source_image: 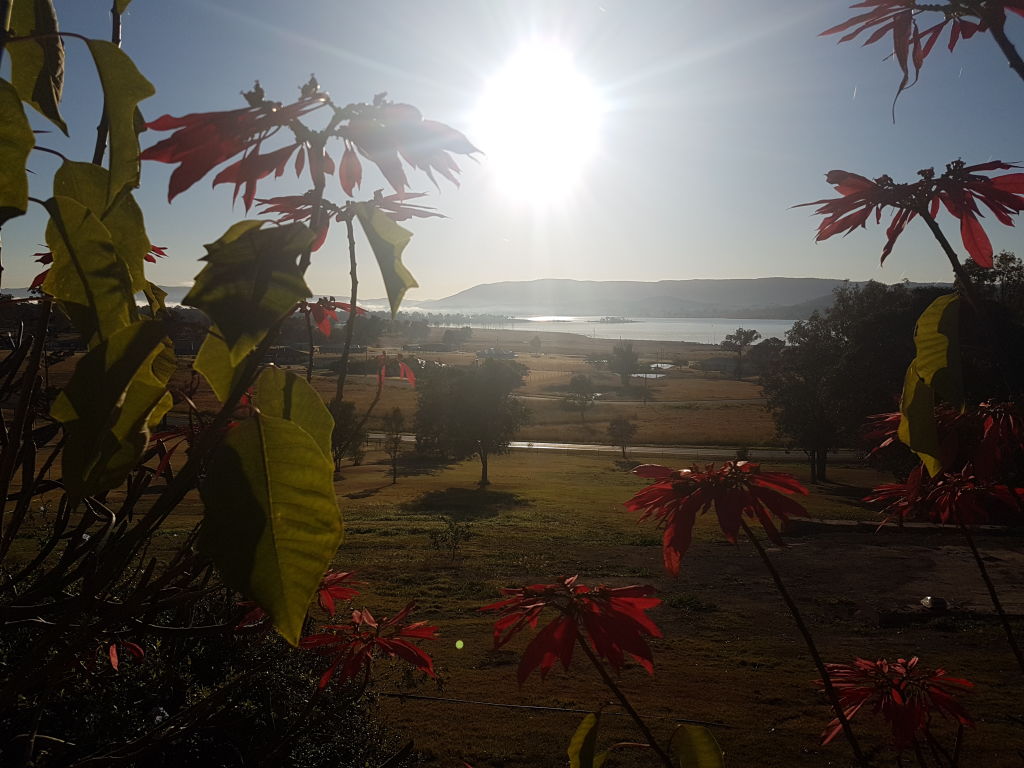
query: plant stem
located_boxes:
[956,517,1024,673]
[575,636,674,768]
[333,214,359,404]
[304,304,314,382]
[739,519,868,767]
[90,2,122,166]
[0,0,13,66]
[988,15,1024,85]
[918,211,981,310]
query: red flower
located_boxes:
[145,245,169,263]
[141,93,325,205]
[821,656,973,749]
[624,462,809,575]
[480,576,662,684]
[823,2,1024,97]
[30,251,52,291]
[377,353,416,388]
[799,160,1024,267]
[341,97,479,196]
[300,602,438,689]
[866,467,1020,525]
[292,297,368,337]
[236,570,363,630]
[106,640,144,671]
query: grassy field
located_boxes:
[164,448,1020,768]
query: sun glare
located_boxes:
[473,42,605,203]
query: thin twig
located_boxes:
[740,519,869,766]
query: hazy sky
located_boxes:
[5,1,1024,301]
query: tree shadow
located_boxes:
[374,454,454,479]
[344,485,387,500]
[403,487,529,521]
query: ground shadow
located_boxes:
[402,487,529,521]
[373,455,455,479]
[344,485,387,500]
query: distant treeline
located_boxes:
[399,311,515,328]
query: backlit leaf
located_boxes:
[115,0,133,12]
[199,413,342,645]
[355,202,417,316]
[143,281,167,315]
[53,160,151,291]
[670,724,725,768]
[43,195,136,346]
[193,326,248,403]
[0,79,34,225]
[567,713,608,768]
[7,0,66,134]
[85,39,155,198]
[897,293,962,476]
[51,320,175,497]
[183,221,313,365]
[254,367,333,461]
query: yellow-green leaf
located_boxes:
[54,160,151,292]
[7,0,66,134]
[115,0,133,13]
[254,367,333,461]
[0,79,34,226]
[909,292,962,408]
[51,320,175,497]
[85,39,155,199]
[355,202,417,317]
[670,724,725,768]
[43,195,136,346]
[183,221,313,365]
[143,281,167,315]
[567,713,608,768]
[898,363,943,477]
[193,326,248,403]
[199,413,342,645]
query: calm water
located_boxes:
[492,316,794,344]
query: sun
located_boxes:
[473,42,605,203]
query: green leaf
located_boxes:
[254,367,332,461]
[53,161,151,292]
[897,293,962,476]
[43,195,136,346]
[115,0,133,12]
[908,293,962,407]
[183,221,313,365]
[199,413,342,645]
[193,327,248,403]
[670,724,725,768]
[0,79,34,226]
[355,202,417,316]
[7,0,66,134]
[143,281,167,315]
[567,713,608,768]
[84,39,155,199]
[51,320,175,497]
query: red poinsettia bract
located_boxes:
[293,297,368,337]
[141,96,325,207]
[480,576,662,684]
[236,570,363,630]
[300,602,438,689]
[821,656,973,750]
[624,462,809,575]
[865,467,1021,526]
[799,160,1024,268]
[823,1,1024,97]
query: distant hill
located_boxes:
[414,277,945,319]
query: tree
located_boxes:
[414,359,530,485]
[529,335,542,354]
[761,282,945,481]
[565,373,596,421]
[745,337,785,377]
[382,407,405,483]
[608,342,639,388]
[720,327,761,379]
[607,415,637,459]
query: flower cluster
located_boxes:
[866,465,1021,525]
[624,462,809,575]
[300,602,438,689]
[480,576,662,684]
[821,656,973,749]
[799,161,1024,268]
[823,1,1024,96]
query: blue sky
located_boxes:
[5,1,1024,300]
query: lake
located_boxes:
[471,316,795,344]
